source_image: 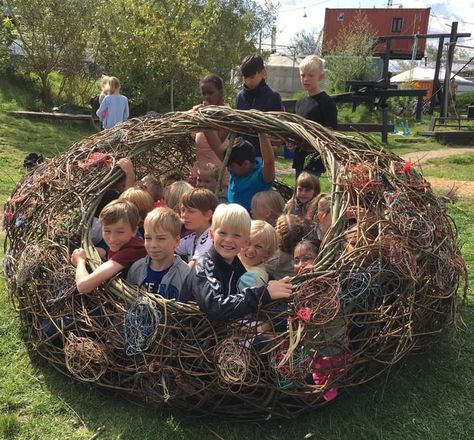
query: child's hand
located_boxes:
[71,248,87,267]
[193,103,205,111]
[117,158,134,176]
[267,276,292,300]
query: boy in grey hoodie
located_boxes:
[127,207,190,299]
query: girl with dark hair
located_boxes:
[192,74,230,194]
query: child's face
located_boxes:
[102,219,136,252]
[181,206,212,232]
[201,82,223,106]
[243,70,265,90]
[251,199,270,221]
[144,227,180,263]
[240,234,268,267]
[227,160,252,177]
[211,227,249,264]
[196,171,217,192]
[140,180,162,202]
[296,185,315,204]
[300,70,324,94]
[293,243,317,274]
[317,211,332,236]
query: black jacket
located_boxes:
[180,248,272,321]
[236,79,282,156]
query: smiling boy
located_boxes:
[176,188,218,268]
[126,207,190,299]
[180,204,292,321]
[71,200,147,294]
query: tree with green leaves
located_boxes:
[0,16,15,72]
[324,11,377,93]
[94,0,275,112]
[5,0,100,105]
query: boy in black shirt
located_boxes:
[293,55,337,177]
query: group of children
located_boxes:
[73,53,338,323]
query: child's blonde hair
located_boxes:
[251,191,285,225]
[287,171,321,215]
[212,203,251,237]
[100,75,111,90]
[318,194,332,216]
[306,192,331,222]
[119,187,154,222]
[299,55,325,74]
[275,214,308,254]
[165,181,193,212]
[106,76,121,94]
[181,188,218,214]
[250,220,278,258]
[99,199,139,229]
[144,207,181,237]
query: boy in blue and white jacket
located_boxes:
[127,207,190,300]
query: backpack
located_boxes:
[23,153,44,169]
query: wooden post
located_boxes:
[170,78,174,112]
[429,36,444,115]
[441,22,458,119]
[381,39,391,143]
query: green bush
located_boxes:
[456,91,474,112]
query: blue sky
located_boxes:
[257,0,474,50]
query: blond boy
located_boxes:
[127,207,190,299]
[293,55,337,177]
[71,200,146,294]
[180,204,292,321]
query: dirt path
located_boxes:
[399,147,474,197]
[424,177,474,198]
[401,147,473,164]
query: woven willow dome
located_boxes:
[3,107,467,420]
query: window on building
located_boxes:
[392,17,403,33]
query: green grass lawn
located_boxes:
[1,80,474,439]
[422,153,474,182]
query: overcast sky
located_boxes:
[256,0,474,51]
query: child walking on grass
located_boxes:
[180,204,292,321]
[96,76,129,130]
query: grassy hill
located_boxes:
[0,76,473,439]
